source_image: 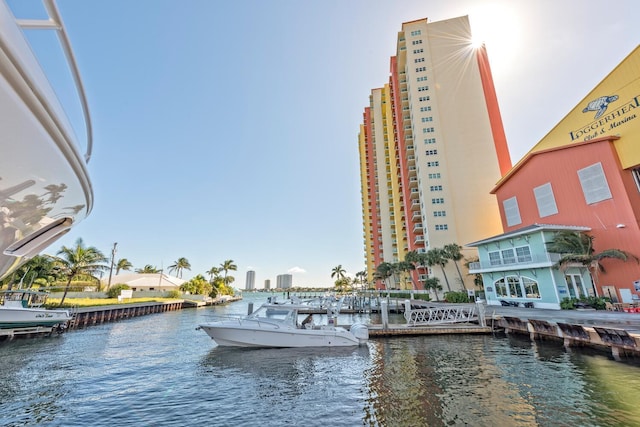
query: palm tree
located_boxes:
[425,248,451,292]
[115,258,133,275]
[396,261,415,290]
[443,243,465,287]
[135,265,160,274]
[464,257,484,290]
[546,230,638,293]
[424,277,443,301]
[404,250,426,290]
[168,257,191,278]
[220,260,237,285]
[53,238,107,306]
[374,262,393,289]
[331,265,346,283]
[206,266,221,284]
[4,255,56,289]
[355,270,368,290]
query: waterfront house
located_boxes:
[100,273,184,292]
[467,224,594,309]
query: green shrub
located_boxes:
[167,289,181,299]
[581,296,607,310]
[444,291,470,303]
[106,284,131,299]
[560,297,577,310]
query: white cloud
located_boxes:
[288,266,306,274]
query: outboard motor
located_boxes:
[350,323,369,345]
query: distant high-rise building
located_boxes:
[264,279,271,290]
[276,274,292,289]
[245,270,255,290]
[359,16,511,291]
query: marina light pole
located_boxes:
[107,242,117,290]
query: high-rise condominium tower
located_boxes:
[359,16,511,291]
[245,270,255,290]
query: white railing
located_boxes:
[16,0,93,162]
[404,301,478,326]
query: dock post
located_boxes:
[381,299,389,330]
[476,300,486,327]
[247,302,254,315]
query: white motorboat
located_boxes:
[0,0,93,278]
[0,289,73,329]
[198,302,369,348]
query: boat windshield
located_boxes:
[249,306,296,324]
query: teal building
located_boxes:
[467,224,593,310]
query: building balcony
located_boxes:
[411,199,421,210]
[468,253,563,273]
[410,189,420,199]
[409,177,418,188]
[413,223,423,234]
[414,235,425,244]
[412,210,421,220]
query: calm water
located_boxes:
[1,294,640,427]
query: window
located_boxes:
[508,276,523,298]
[416,66,426,72]
[534,182,558,217]
[424,138,436,144]
[431,198,444,204]
[413,48,423,54]
[503,196,522,227]
[493,276,540,299]
[632,167,640,192]
[428,173,441,179]
[425,149,437,155]
[578,162,612,204]
[410,30,422,36]
[488,246,531,265]
[427,161,439,167]
[429,185,442,191]
[433,210,446,217]
[523,277,540,298]
[417,76,428,82]
[515,246,532,263]
[412,39,423,45]
[418,96,430,102]
[422,127,435,133]
[495,278,507,297]
[420,106,431,112]
[418,86,429,91]
[421,117,433,122]
[435,224,448,230]
[501,249,516,264]
[415,58,425,63]
[488,252,501,266]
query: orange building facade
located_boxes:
[490,45,640,302]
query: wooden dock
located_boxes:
[369,323,493,337]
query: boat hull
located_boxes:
[199,322,363,348]
[0,307,72,328]
[0,0,93,279]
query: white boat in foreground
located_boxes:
[198,302,369,348]
[0,289,73,329]
[0,0,93,279]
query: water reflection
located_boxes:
[363,335,640,426]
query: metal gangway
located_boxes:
[403,300,484,326]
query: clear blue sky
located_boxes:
[8,0,639,288]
